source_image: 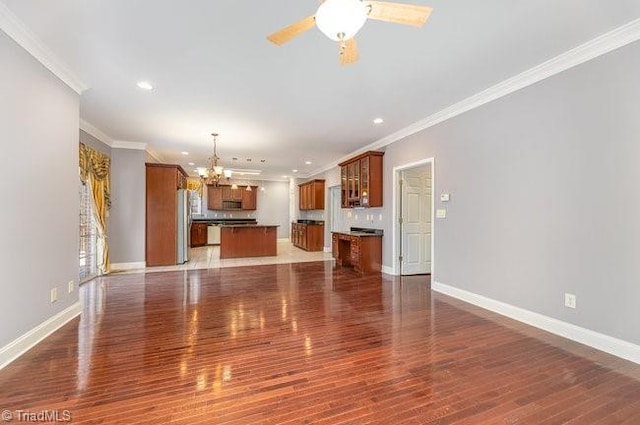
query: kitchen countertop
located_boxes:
[192,218,257,225]
[294,220,325,225]
[332,227,383,237]
[219,224,279,227]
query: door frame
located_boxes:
[392,157,434,276]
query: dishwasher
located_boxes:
[207,224,221,245]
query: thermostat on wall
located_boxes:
[440,193,450,202]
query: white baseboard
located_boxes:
[381,265,396,276]
[432,281,640,365]
[110,261,145,271]
[0,302,82,370]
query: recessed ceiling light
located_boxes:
[137,81,153,90]
[373,117,384,124]
[292,169,298,173]
[305,161,312,165]
[260,159,266,163]
[181,151,189,156]
[188,162,195,166]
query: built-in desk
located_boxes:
[331,228,383,273]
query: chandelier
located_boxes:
[197,133,232,186]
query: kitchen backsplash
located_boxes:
[193,210,256,219]
[299,210,325,221]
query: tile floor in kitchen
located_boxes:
[114,239,333,275]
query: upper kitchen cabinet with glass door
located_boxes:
[338,151,384,208]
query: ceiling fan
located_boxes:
[267,0,433,65]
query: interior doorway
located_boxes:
[328,185,343,232]
[394,159,433,276]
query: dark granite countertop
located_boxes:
[219,224,279,227]
[294,220,325,225]
[192,218,257,225]
[332,227,383,237]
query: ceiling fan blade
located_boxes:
[339,38,359,65]
[366,1,433,27]
[267,15,316,45]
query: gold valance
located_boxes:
[186,177,203,196]
[79,142,111,210]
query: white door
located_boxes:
[401,166,431,275]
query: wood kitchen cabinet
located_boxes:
[207,185,257,210]
[190,222,208,247]
[241,187,257,210]
[338,151,384,208]
[207,186,223,210]
[146,163,188,266]
[291,222,324,251]
[298,179,325,210]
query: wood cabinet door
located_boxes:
[312,180,325,210]
[300,225,307,249]
[341,167,348,208]
[190,223,207,247]
[231,187,242,200]
[241,187,256,210]
[299,183,308,210]
[360,156,369,207]
[207,186,223,210]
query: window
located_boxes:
[189,189,202,216]
[79,181,99,282]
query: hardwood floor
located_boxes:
[2,261,640,424]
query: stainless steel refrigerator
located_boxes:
[176,189,189,264]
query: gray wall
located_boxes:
[256,181,291,239]
[109,148,146,264]
[0,31,80,347]
[380,41,640,345]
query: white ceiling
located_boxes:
[3,0,640,179]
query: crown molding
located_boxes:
[310,17,640,177]
[112,140,148,150]
[80,119,114,147]
[0,1,87,94]
[145,147,166,163]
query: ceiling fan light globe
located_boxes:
[315,0,368,41]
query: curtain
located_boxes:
[186,177,203,196]
[79,143,111,274]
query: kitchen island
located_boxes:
[219,225,279,259]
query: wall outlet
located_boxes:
[68,280,74,294]
[50,287,58,303]
[564,293,577,309]
[436,209,447,219]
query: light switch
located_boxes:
[436,209,447,219]
[440,193,450,202]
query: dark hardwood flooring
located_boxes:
[2,261,640,424]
